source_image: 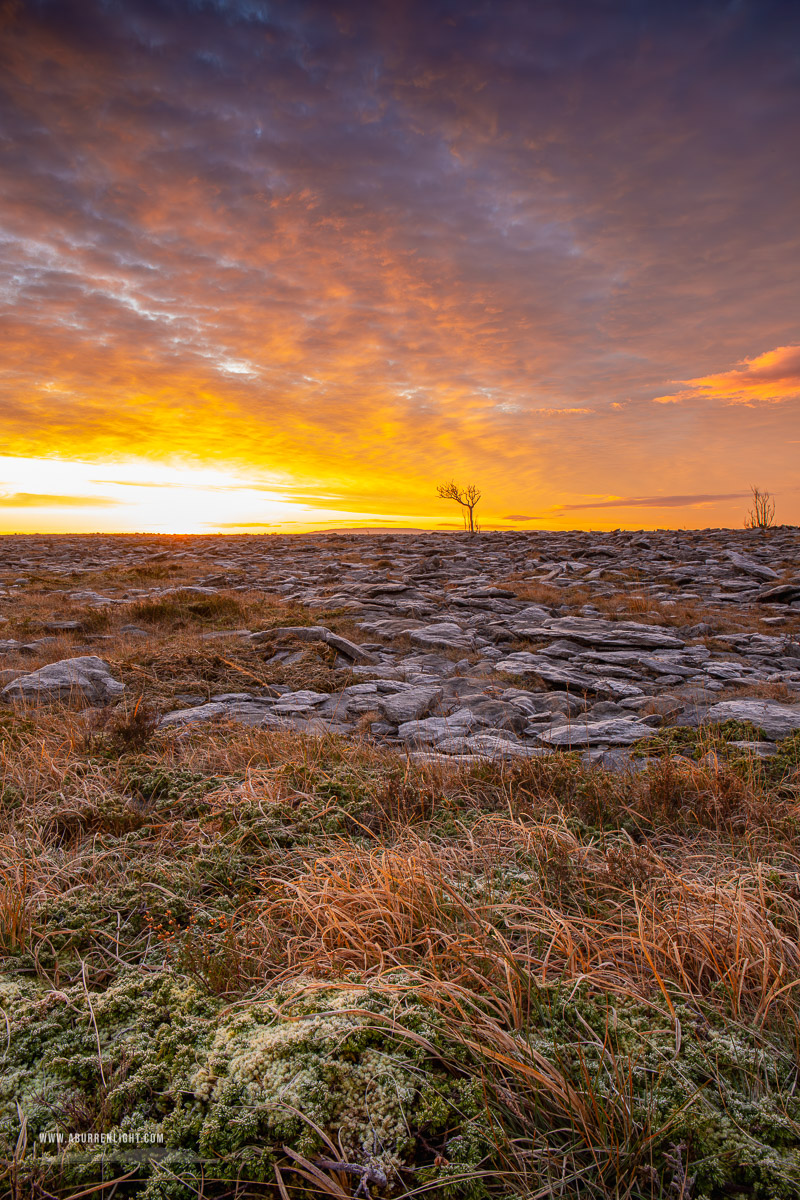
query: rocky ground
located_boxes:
[2,528,800,1200]
[1,527,798,764]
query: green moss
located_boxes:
[122,765,228,810]
[0,712,36,749]
[6,963,800,1198]
[208,793,364,849]
[0,781,25,811]
[0,973,488,1197]
[23,884,190,978]
[763,729,800,784]
[478,983,800,1200]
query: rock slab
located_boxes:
[704,700,800,740]
[1,656,125,706]
[537,718,655,747]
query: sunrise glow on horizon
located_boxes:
[1,1,798,533]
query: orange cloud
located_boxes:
[0,2,798,530]
[558,492,750,511]
[655,345,800,406]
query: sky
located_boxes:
[1,0,798,534]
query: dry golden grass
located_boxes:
[2,547,800,1197]
[223,815,799,1032]
[0,586,371,706]
[499,579,589,607]
[1,717,800,1195]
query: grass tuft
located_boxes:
[1,567,800,1197]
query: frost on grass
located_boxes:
[1,618,800,1199]
[4,967,800,1197]
[511,985,800,1200]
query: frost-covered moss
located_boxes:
[184,992,459,1186]
[7,964,800,1199]
[3,966,800,1197]
[505,985,800,1200]
[0,972,487,1197]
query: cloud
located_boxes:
[558,493,750,511]
[210,522,433,532]
[655,345,800,406]
[0,493,122,507]
[0,1,797,527]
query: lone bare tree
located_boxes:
[744,486,776,530]
[436,480,482,533]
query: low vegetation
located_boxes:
[0,566,799,1197]
[1,704,800,1197]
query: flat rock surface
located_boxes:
[513,616,685,648]
[704,700,800,740]
[0,527,798,762]
[537,718,657,747]
[1,655,125,706]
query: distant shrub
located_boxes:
[744,485,777,529]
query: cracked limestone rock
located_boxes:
[160,696,277,728]
[537,718,655,747]
[378,686,443,724]
[514,617,685,649]
[408,622,473,650]
[704,699,800,740]
[397,708,482,745]
[0,656,125,707]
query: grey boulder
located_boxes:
[537,718,655,747]
[756,581,800,605]
[704,699,800,740]
[378,686,443,724]
[725,551,779,581]
[1,656,125,706]
[509,604,553,627]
